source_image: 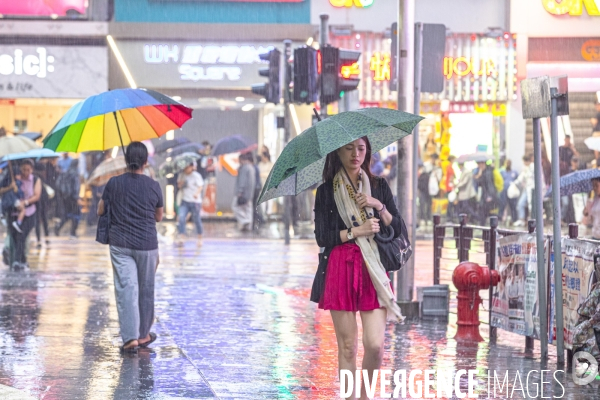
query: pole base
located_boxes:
[397,301,420,319]
[455,325,484,342]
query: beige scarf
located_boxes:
[333,169,404,322]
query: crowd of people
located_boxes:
[412,134,587,228]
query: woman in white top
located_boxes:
[583,178,600,240]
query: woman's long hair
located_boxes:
[125,142,148,171]
[322,136,375,186]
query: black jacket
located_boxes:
[310,176,404,303]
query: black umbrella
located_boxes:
[19,132,42,141]
[155,137,190,153]
[211,135,257,156]
[168,142,205,157]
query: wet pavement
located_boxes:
[0,222,598,399]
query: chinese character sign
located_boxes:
[369,52,390,81]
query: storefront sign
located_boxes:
[369,52,390,81]
[582,39,600,61]
[330,0,373,8]
[542,0,600,16]
[115,40,300,90]
[0,45,107,99]
[443,56,496,80]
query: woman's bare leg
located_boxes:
[331,310,359,399]
[359,308,388,400]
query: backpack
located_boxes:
[417,171,431,194]
[428,169,441,196]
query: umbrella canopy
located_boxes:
[211,135,256,156]
[0,136,39,158]
[42,88,193,153]
[257,108,423,204]
[158,152,201,178]
[19,132,42,141]
[155,137,190,153]
[456,152,493,164]
[545,168,600,197]
[168,142,205,157]
[87,156,127,187]
[1,148,60,162]
[584,136,600,152]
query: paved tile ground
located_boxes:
[0,221,597,399]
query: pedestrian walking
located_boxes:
[513,154,535,227]
[583,178,600,240]
[474,160,503,225]
[54,160,81,239]
[34,162,50,247]
[258,145,274,219]
[232,152,256,232]
[1,159,42,269]
[499,159,519,225]
[97,142,163,353]
[176,162,204,245]
[311,137,404,399]
[57,153,72,173]
[417,165,432,226]
[455,162,477,222]
[251,155,265,229]
[590,102,600,165]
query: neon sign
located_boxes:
[542,0,600,16]
[341,63,360,79]
[369,52,390,81]
[443,57,496,80]
[582,39,600,61]
[330,0,374,8]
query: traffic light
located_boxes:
[293,46,319,104]
[319,45,361,106]
[251,48,281,104]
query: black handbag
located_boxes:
[237,196,248,206]
[96,200,110,245]
[374,215,412,272]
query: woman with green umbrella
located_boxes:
[312,136,404,399]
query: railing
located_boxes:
[433,213,600,367]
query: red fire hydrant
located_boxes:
[452,261,500,342]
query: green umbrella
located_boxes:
[158,152,201,178]
[257,108,423,204]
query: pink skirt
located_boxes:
[318,242,383,312]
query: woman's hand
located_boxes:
[355,192,383,211]
[355,218,380,237]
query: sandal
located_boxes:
[119,340,139,354]
[139,332,157,348]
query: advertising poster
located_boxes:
[549,239,598,349]
[491,234,543,339]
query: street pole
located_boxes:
[396,0,416,308]
[283,39,292,245]
[532,117,548,361]
[319,14,329,119]
[550,87,565,364]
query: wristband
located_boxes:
[377,203,386,214]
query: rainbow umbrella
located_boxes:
[43,88,193,153]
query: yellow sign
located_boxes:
[582,39,600,61]
[542,0,600,16]
[369,52,391,81]
[443,57,496,80]
[330,0,374,8]
[340,62,360,79]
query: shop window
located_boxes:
[14,120,27,134]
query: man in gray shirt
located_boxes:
[232,152,256,232]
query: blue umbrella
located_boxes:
[1,148,60,162]
[545,168,600,197]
